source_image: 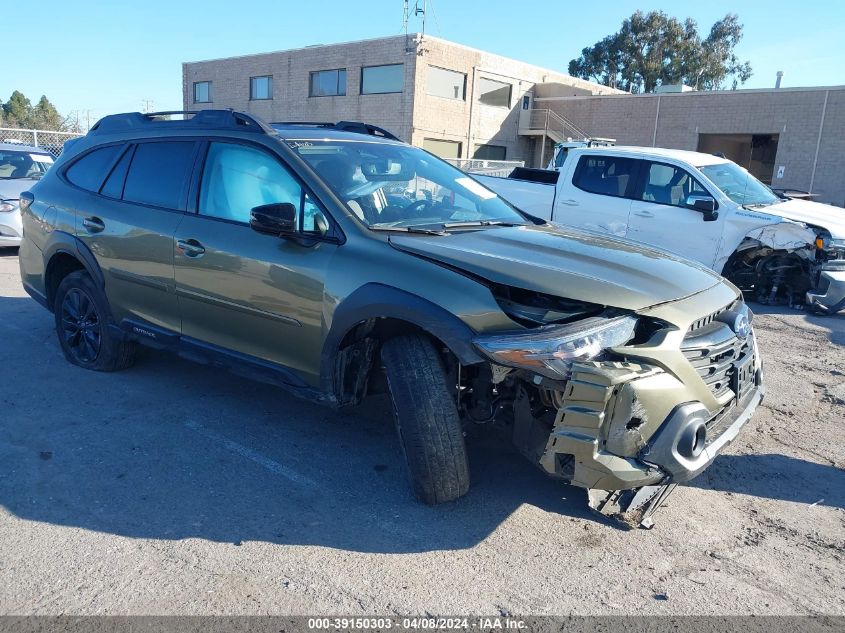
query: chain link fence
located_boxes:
[0,127,84,157]
[444,158,524,178]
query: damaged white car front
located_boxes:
[698,160,845,314]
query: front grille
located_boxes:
[682,317,753,400]
[687,300,736,333]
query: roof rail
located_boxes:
[88,109,275,135]
[270,120,399,141]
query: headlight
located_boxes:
[0,200,18,213]
[473,315,637,380]
[818,236,845,266]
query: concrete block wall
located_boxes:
[183,34,618,166]
[411,36,619,162]
[182,35,417,142]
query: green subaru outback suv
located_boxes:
[18,110,763,526]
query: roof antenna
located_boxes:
[403,0,428,56]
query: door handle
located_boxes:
[82,216,105,233]
[176,239,206,258]
[557,199,579,206]
[633,211,655,218]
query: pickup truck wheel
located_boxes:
[53,270,135,372]
[381,334,470,505]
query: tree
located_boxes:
[31,96,64,130]
[2,90,34,127]
[1,91,79,131]
[569,11,752,93]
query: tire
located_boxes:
[53,270,135,372]
[381,334,470,505]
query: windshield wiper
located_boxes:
[370,225,447,236]
[440,220,522,229]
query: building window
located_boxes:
[423,138,462,159]
[250,76,273,100]
[193,81,211,103]
[310,69,347,97]
[427,66,466,100]
[473,144,507,160]
[361,64,404,95]
[478,77,511,108]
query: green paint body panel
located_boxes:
[17,112,763,507]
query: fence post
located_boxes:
[32,129,38,147]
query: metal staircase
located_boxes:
[518,109,588,143]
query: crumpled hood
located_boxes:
[768,198,845,239]
[389,224,724,311]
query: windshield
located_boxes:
[285,138,527,230]
[698,161,779,207]
[0,149,54,180]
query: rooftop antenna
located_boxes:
[403,0,428,55]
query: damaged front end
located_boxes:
[466,290,764,528]
[721,223,845,313]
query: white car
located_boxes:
[0,143,55,248]
[477,146,845,313]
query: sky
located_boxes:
[4,0,844,128]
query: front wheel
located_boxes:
[381,334,470,505]
[53,270,135,372]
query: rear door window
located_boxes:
[65,145,122,192]
[122,141,196,209]
[573,155,637,198]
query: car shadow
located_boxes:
[689,453,844,511]
[747,301,845,346]
[0,294,604,554]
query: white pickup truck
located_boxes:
[476,146,845,313]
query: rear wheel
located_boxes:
[381,334,470,505]
[53,270,135,372]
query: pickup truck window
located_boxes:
[572,155,636,199]
[286,139,526,230]
[699,161,779,206]
[640,162,708,207]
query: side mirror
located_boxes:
[686,195,719,222]
[250,202,297,236]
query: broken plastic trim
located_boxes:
[587,483,677,529]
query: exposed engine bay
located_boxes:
[722,229,845,312]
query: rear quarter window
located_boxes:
[65,145,122,192]
[573,155,637,198]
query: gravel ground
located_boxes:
[0,247,842,616]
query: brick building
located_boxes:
[181,34,620,163]
[183,35,845,206]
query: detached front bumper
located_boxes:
[537,328,763,526]
[806,269,845,314]
[538,360,763,491]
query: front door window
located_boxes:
[199,142,303,225]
